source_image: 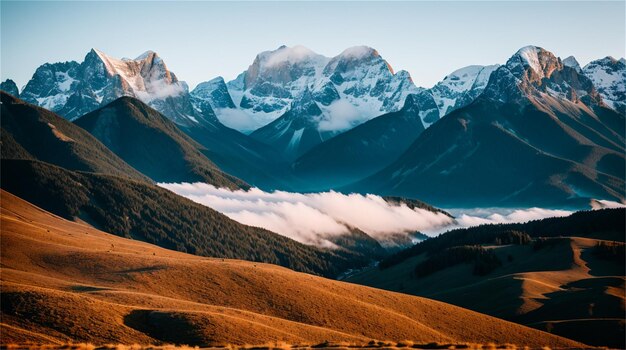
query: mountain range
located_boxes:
[1,43,625,348]
[349,46,625,207]
[2,44,625,206]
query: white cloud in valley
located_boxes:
[215,108,265,132]
[318,100,363,132]
[447,207,573,229]
[160,182,586,249]
[159,182,454,247]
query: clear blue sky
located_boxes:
[1,1,624,90]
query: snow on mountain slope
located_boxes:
[351,45,624,207]
[429,64,499,117]
[190,77,259,131]
[196,45,426,133]
[223,45,330,128]
[582,56,626,113]
[20,49,202,126]
[563,56,582,73]
[192,77,236,110]
[250,89,337,160]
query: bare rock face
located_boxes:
[0,79,20,97]
[20,49,203,127]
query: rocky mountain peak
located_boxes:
[1,79,20,97]
[582,56,626,113]
[563,56,582,73]
[290,89,322,117]
[244,45,328,88]
[20,49,201,126]
[508,45,562,81]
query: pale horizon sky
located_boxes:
[1,1,624,91]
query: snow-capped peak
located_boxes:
[435,65,486,92]
[21,48,199,125]
[515,46,548,76]
[395,70,414,84]
[429,64,499,116]
[582,56,625,112]
[197,76,227,89]
[204,45,424,134]
[136,50,157,60]
[563,56,582,73]
[506,45,564,82]
[260,45,327,67]
[337,45,378,60]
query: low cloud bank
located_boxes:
[445,207,573,229]
[160,182,454,247]
[161,183,616,248]
[590,199,626,210]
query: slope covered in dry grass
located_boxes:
[348,225,625,347]
[0,191,582,347]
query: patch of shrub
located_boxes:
[493,230,532,245]
[414,246,502,278]
[593,241,625,264]
[532,237,568,251]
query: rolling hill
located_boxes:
[347,209,626,348]
[74,96,246,189]
[0,159,369,278]
[0,190,583,347]
[0,91,146,182]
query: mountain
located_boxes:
[348,208,625,348]
[0,79,19,97]
[429,64,499,118]
[176,113,296,190]
[19,49,206,126]
[582,56,626,114]
[350,46,625,207]
[0,92,146,181]
[191,76,236,110]
[195,45,429,134]
[17,48,299,190]
[0,190,584,347]
[74,96,246,189]
[249,89,336,160]
[189,77,243,130]
[563,56,582,73]
[292,93,429,190]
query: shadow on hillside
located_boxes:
[123,309,204,346]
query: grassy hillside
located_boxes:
[1,159,371,277]
[379,209,625,269]
[348,210,626,347]
[74,97,246,190]
[0,91,147,181]
[0,190,582,347]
